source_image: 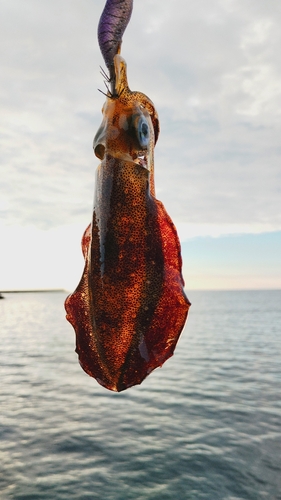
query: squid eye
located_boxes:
[136,115,150,149]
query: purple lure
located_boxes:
[98,0,133,92]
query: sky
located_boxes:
[1,0,281,291]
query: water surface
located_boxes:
[1,290,281,499]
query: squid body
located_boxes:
[65,0,190,392]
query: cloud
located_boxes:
[0,221,85,291]
[1,0,281,235]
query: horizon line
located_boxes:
[0,288,67,294]
[1,287,280,294]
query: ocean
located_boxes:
[1,290,280,500]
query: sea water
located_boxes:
[1,290,281,499]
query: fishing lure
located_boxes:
[65,0,190,392]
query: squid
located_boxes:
[65,0,190,392]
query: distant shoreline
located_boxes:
[0,289,66,294]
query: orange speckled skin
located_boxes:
[65,56,190,391]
